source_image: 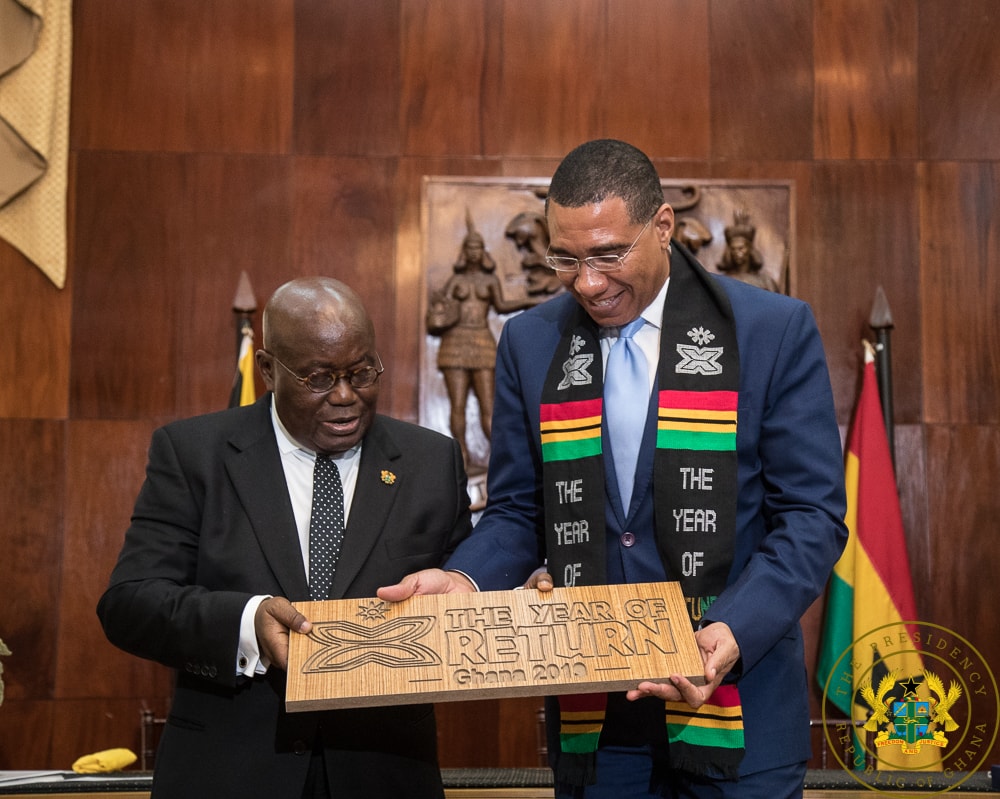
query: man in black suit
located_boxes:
[98,277,472,799]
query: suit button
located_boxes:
[621,532,636,547]
[294,740,307,755]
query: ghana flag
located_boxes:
[816,342,939,770]
[229,321,256,408]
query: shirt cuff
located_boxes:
[237,595,272,676]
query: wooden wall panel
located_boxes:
[893,425,932,601]
[490,0,605,157]
[71,153,294,420]
[710,0,813,160]
[0,700,54,768]
[924,425,1000,655]
[919,162,1000,425]
[809,162,921,424]
[0,242,71,419]
[496,157,567,180]
[497,698,546,767]
[71,153,183,419]
[400,1,489,157]
[602,0,711,160]
[56,420,172,701]
[294,0,401,156]
[71,0,294,154]
[436,700,500,767]
[918,0,1000,160]
[0,420,65,701]
[814,0,917,159]
[170,156,293,418]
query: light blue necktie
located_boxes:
[604,317,648,508]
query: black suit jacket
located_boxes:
[98,395,471,799]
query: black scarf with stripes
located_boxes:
[539,248,745,786]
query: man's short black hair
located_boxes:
[546,139,664,223]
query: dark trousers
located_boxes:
[555,746,808,799]
[302,741,331,799]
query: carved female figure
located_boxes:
[428,226,530,468]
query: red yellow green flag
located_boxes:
[228,323,256,408]
[817,342,940,770]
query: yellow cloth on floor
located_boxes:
[71,748,137,774]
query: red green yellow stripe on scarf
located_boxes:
[657,390,737,451]
[541,398,603,462]
[559,685,745,778]
[558,693,607,754]
[666,684,745,776]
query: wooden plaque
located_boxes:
[286,581,704,712]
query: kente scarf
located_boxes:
[540,248,745,786]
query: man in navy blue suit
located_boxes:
[381,139,847,798]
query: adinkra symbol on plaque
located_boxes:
[302,603,441,673]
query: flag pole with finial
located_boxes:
[229,271,258,408]
[868,285,895,468]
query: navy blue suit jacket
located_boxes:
[445,256,848,776]
[98,395,471,799]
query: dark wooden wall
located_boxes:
[1,0,998,773]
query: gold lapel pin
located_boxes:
[380,470,396,485]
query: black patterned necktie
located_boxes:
[308,455,345,601]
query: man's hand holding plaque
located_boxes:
[627,619,740,709]
[375,567,477,600]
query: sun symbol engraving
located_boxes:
[357,600,389,622]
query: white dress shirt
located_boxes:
[236,398,362,676]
